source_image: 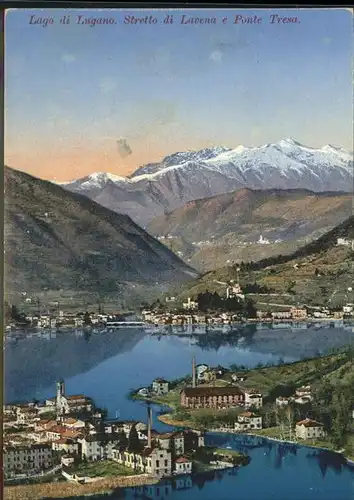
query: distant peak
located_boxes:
[277,138,304,148]
[321,144,344,152]
[87,172,127,183]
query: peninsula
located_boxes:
[132,348,354,462]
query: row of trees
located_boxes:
[312,379,354,448]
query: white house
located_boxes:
[174,456,192,475]
[182,298,198,311]
[155,431,185,456]
[295,419,325,440]
[295,386,311,397]
[196,364,209,381]
[343,304,354,314]
[226,284,245,300]
[61,455,75,467]
[244,390,263,409]
[258,235,270,245]
[235,412,262,431]
[4,444,54,477]
[78,433,126,461]
[152,378,169,396]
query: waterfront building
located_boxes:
[235,412,262,431]
[3,443,54,477]
[175,456,192,474]
[113,447,172,478]
[295,418,326,440]
[290,307,307,320]
[271,311,292,320]
[180,386,245,409]
[152,378,169,395]
[343,304,354,314]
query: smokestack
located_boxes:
[192,356,196,388]
[147,406,152,448]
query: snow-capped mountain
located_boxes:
[59,172,129,191]
[58,139,353,226]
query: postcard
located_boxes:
[3,6,354,500]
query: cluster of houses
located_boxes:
[3,380,206,480]
[139,359,336,444]
[5,309,134,331]
[276,385,313,407]
[142,302,354,326]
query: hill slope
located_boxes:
[59,138,353,226]
[175,217,354,308]
[4,167,197,298]
[147,188,353,270]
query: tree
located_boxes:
[11,304,20,321]
[285,406,295,441]
[244,299,257,319]
[128,424,142,453]
[117,430,128,451]
[330,390,352,449]
[83,311,92,325]
[275,407,287,440]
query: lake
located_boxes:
[4,322,354,499]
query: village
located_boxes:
[5,279,354,334]
[133,352,354,456]
[141,279,354,326]
[3,379,249,487]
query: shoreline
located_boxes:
[4,474,159,500]
[157,413,354,465]
[6,317,353,334]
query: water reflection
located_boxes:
[306,449,352,478]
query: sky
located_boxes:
[5,7,354,181]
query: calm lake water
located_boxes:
[5,322,354,499]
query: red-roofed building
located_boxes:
[174,456,192,475]
[295,419,325,440]
[181,386,245,409]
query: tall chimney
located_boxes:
[147,406,152,448]
[192,356,196,388]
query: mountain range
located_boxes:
[147,188,353,271]
[4,167,197,299]
[58,139,353,227]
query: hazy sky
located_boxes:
[5,7,354,181]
